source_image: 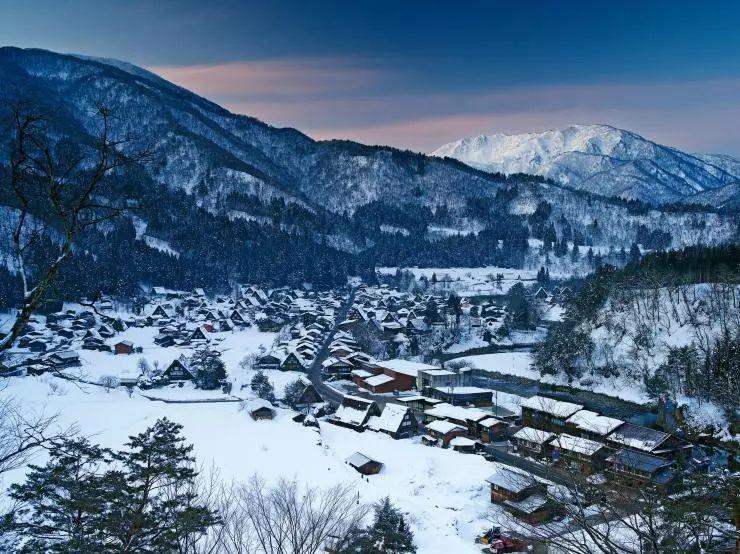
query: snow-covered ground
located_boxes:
[0,375,503,553]
[458,351,541,380]
[377,266,538,296]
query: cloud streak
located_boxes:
[149,59,740,155]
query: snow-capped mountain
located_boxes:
[0,47,736,293]
[433,125,740,205]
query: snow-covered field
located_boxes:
[0,376,502,553]
[458,351,540,380]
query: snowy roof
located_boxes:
[512,427,556,445]
[375,358,439,377]
[345,452,380,468]
[520,395,584,418]
[485,465,539,494]
[351,369,373,378]
[607,423,669,453]
[478,417,505,428]
[449,436,476,447]
[424,403,491,423]
[553,434,605,456]
[332,396,376,426]
[421,369,456,377]
[425,419,465,435]
[364,374,396,387]
[504,494,548,514]
[566,410,623,436]
[369,404,410,434]
[434,386,493,395]
[608,449,671,473]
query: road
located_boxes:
[306,287,356,406]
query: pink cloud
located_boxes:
[148,59,740,155]
[149,58,386,97]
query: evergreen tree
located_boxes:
[282,379,305,407]
[342,497,416,553]
[629,242,641,264]
[250,370,276,403]
[190,348,226,390]
[106,418,218,552]
[8,420,218,553]
[9,438,112,553]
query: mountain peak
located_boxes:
[432,125,740,205]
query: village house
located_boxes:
[565,410,624,442]
[289,380,322,411]
[423,419,467,447]
[430,386,493,407]
[511,427,556,459]
[164,358,195,381]
[114,340,134,355]
[606,422,691,461]
[255,353,281,370]
[551,433,609,475]
[477,417,510,444]
[485,466,553,525]
[46,351,81,370]
[345,452,383,476]
[395,395,443,421]
[368,403,418,439]
[355,358,433,393]
[520,395,584,434]
[246,399,275,421]
[606,449,677,491]
[327,395,380,431]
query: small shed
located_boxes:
[345,452,383,475]
[247,399,275,421]
[114,340,134,355]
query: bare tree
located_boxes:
[0,103,152,352]
[0,396,75,478]
[486,461,738,554]
[233,476,368,554]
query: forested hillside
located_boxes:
[535,245,739,431]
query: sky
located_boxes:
[2,0,740,155]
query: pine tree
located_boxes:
[342,497,416,553]
[9,438,112,553]
[106,418,218,552]
[190,348,226,390]
[282,379,305,407]
[250,370,276,402]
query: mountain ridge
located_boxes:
[432,124,740,205]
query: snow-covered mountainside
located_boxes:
[433,125,740,205]
[0,47,736,294]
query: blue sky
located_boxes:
[3,0,740,154]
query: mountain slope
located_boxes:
[0,47,508,215]
[0,47,735,296]
[432,125,740,205]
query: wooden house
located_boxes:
[46,351,81,369]
[424,419,467,447]
[280,351,306,372]
[606,422,691,461]
[511,427,556,459]
[367,403,418,439]
[520,395,584,434]
[247,399,275,421]
[328,395,380,431]
[345,452,383,476]
[164,358,195,381]
[551,433,609,475]
[255,353,281,371]
[606,449,677,491]
[485,467,553,525]
[114,340,134,355]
